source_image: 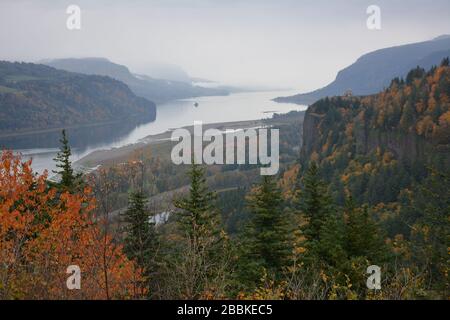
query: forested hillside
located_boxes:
[301,60,450,205]
[0,61,156,135]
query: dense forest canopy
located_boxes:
[0,61,156,135]
[301,60,450,205]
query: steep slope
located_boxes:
[0,61,156,135]
[275,36,450,105]
[138,62,192,83]
[43,58,228,103]
[300,61,450,205]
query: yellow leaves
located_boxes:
[439,110,450,127]
[363,163,372,172]
[320,270,328,283]
[325,149,340,165]
[327,273,358,300]
[340,159,368,184]
[341,173,350,184]
[279,164,299,200]
[376,109,386,127]
[416,115,435,136]
[433,65,447,84]
[440,93,450,105]
[428,96,437,113]
[240,271,287,300]
[345,123,354,138]
[415,101,425,114]
[382,151,394,165]
[293,246,306,256]
[375,147,382,157]
[310,151,319,162]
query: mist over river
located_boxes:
[0,90,306,175]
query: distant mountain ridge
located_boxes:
[0,61,156,135]
[275,35,450,105]
[43,58,229,104]
[139,62,192,83]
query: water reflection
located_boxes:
[0,90,306,174]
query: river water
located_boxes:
[0,90,306,174]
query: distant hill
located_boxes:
[138,62,192,83]
[0,61,156,135]
[43,58,228,104]
[275,35,450,105]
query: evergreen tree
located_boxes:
[326,195,389,297]
[52,129,81,190]
[344,196,387,262]
[173,162,219,246]
[167,163,231,299]
[316,211,347,268]
[406,66,425,85]
[237,175,292,287]
[407,168,450,296]
[121,190,157,296]
[296,162,334,242]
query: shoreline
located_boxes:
[0,116,155,139]
[74,109,305,170]
[74,118,270,169]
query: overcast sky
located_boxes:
[1,0,450,91]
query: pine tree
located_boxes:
[344,196,387,262]
[173,162,219,246]
[121,190,157,296]
[168,163,231,299]
[52,129,81,190]
[296,162,334,242]
[408,168,450,296]
[238,175,292,287]
[316,211,347,268]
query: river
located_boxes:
[0,90,306,174]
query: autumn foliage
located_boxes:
[0,151,144,299]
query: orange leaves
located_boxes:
[345,122,354,139]
[0,151,144,299]
[310,151,319,162]
[382,151,394,165]
[439,110,450,127]
[362,65,450,134]
[416,115,435,137]
[427,96,437,113]
[279,164,300,200]
[376,109,386,127]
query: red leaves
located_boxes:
[0,151,144,299]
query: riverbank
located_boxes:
[75,119,268,169]
[75,112,304,171]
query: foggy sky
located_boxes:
[1,0,450,91]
